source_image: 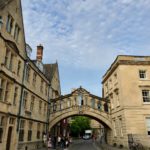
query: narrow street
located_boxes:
[69,139,101,150]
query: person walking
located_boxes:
[57,135,61,147]
[48,136,52,150]
[61,136,65,149]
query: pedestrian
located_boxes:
[57,135,61,147]
[65,137,69,148]
[61,136,65,149]
[48,137,52,150]
[43,133,47,147]
[69,136,72,144]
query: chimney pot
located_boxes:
[36,44,43,62]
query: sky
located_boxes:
[22,0,150,96]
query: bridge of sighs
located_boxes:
[49,87,113,142]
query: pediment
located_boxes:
[71,86,90,95]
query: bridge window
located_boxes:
[104,103,108,112]
[67,98,71,107]
[78,94,83,106]
[74,97,77,105]
[91,99,95,108]
[85,97,88,105]
[97,101,101,110]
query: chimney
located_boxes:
[36,44,43,62]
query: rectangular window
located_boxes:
[17,61,21,76]
[109,79,112,89]
[139,70,146,79]
[4,49,10,68]
[28,121,32,141]
[13,87,18,105]
[142,90,150,102]
[146,117,150,135]
[105,83,108,93]
[37,123,41,139]
[5,82,10,102]
[40,80,43,93]
[14,24,20,42]
[32,72,37,86]
[19,120,25,142]
[45,84,48,96]
[25,65,30,82]
[30,96,35,111]
[9,118,15,125]
[39,100,42,114]
[44,103,47,115]
[0,116,4,143]
[0,78,4,101]
[23,91,28,109]
[6,15,13,34]
[9,53,13,71]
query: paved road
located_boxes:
[69,139,101,150]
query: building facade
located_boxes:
[102,55,150,149]
[0,0,61,150]
[0,0,26,149]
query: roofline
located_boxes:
[102,55,150,84]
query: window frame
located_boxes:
[142,90,150,103]
[139,70,146,79]
[19,120,25,142]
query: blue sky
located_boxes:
[22,0,150,96]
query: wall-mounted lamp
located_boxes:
[0,16,3,31]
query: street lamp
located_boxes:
[0,16,3,31]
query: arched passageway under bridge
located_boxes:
[49,87,113,144]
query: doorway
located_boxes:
[6,127,12,150]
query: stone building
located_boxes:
[102,55,150,149]
[0,0,27,149]
[0,0,61,150]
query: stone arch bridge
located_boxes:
[49,87,113,143]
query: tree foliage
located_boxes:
[70,116,91,137]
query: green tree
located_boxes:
[70,116,91,137]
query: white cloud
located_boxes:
[21,0,150,93]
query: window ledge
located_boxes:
[0,100,11,105]
[143,102,150,105]
[139,79,150,81]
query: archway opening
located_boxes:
[49,113,112,145]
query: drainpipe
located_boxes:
[46,84,51,136]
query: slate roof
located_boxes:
[0,0,12,9]
[44,63,57,82]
